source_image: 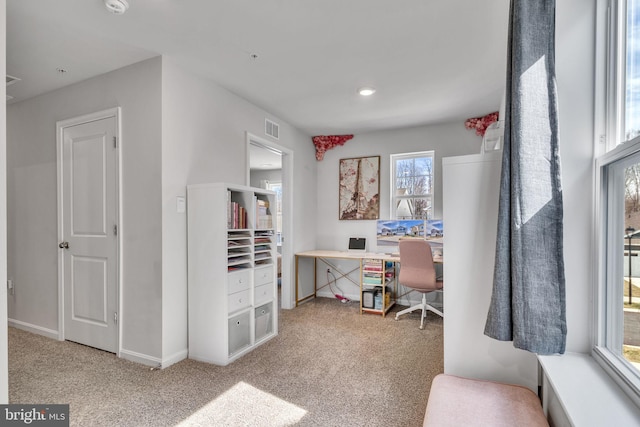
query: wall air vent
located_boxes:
[6,75,21,86]
[265,119,280,140]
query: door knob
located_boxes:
[58,241,69,249]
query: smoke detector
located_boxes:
[104,0,129,14]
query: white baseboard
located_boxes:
[120,348,162,368]
[8,318,59,340]
[161,349,188,369]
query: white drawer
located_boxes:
[228,289,251,313]
[254,283,273,306]
[254,266,274,287]
[228,270,251,295]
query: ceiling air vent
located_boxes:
[6,75,21,86]
[265,119,279,140]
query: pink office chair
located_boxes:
[395,239,443,329]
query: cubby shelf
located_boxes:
[187,183,277,365]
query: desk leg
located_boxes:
[359,259,363,315]
[313,257,317,298]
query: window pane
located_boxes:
[395,198,414,219]
[395,159,414,179]
[396,178,414,195]
[414,198,431,218]
[414,175,431,195]
[414,156,433,176]
[627,0,640,140]
[624,162,640,371]
[394,197,431,220]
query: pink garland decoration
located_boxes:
[464,111,499,137]
[312,135,354,161]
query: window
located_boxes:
[266,182,282,245]
[390,151,434,220]
[596,0,640,403]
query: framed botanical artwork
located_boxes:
[339,155,380,220]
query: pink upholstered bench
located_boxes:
[423,374,549,427]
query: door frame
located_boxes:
[246,132,295,309]
[56,107,122,356]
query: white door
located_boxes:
[59,114,118,353]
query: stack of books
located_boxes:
[227,191,248,229]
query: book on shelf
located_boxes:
[228,202,248,229]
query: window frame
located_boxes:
[389,150,435,220]
[594,140,640,406]
[594,0,640,405]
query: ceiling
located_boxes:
[6,0,510,137]
[249,143,282,171]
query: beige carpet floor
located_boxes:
[9,297,443,426]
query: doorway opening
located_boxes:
[247,133,294,309]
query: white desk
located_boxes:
[294,250,401,316]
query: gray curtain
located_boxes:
[484,0,566,355]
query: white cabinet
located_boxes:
[187,183,278,365]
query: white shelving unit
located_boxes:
[187,182,277,365]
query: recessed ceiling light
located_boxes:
[104,0,129,15]
[358,87,376,96]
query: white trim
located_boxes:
[8,319,59,340]
[246,132,295,309]
[161,349,188,369]
[120,348,162,368]
[539,353,640,425]
[56,107,122,357]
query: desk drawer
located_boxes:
[228,289,251,313]
[228,270,251,294]
[254,266,274,287]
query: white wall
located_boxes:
[556,0,595,354]
[316,122,482,249]
[5,54,317,370]
[250,169,283,188]
[312,121,482,300]
[0,0,8,404]
[7,58,164,360]
[160,58,317,364]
